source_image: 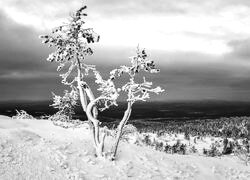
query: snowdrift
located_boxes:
[0,115,249,180]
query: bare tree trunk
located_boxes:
[77,68,97,146]
[77,70,87,111]
[84,86,98,118]
[84,85,100,147]
[112,101,133,160]
[86,97,109,158]
[75,52,99,146]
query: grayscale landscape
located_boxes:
[0,0,250,179]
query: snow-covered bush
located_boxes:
[122,124,138,135]
[222,138,234,155]
[117,124,138,142]
[50,88,78,120]
[12,110,34,120]
[137,133,189,154]
[235,139,250,165]
[141,134,152,146]
[40,3,164,159]
[48,112,73,124]
[171,140,187,154]
[189,146,198,154]
[236,148,250,166]
[48,113,88,128]
[203,143,222,157]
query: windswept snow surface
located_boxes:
[0,115,249,180]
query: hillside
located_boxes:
[0,115,249,180]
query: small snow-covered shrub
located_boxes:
[48,86,82,128]
[122,124,138,135]
[48,112,75,127]
[164,144,171,153]
[50,89,78,120]
[154,141,164,151]
[47,112,89,129]
[184,131,190,140]
[222,138,234,155]
[48,112,71,122]
[118,124,138,141]
[138,133,189,154]
[171,140,187,154]
[12,110,34,120]
[189,146,198,154]
[141,134,152,146]
[235,139,250,165]
[203,143,221,157]
[236,148,250,166]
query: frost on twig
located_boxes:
[39,5,99,88]
[124,77,164,102]
[12,110,34,120]
[110,46,160,79]
[51,88,78,119]
[110,46,165,103]
[93,70,119,111]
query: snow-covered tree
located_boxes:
[40,4,164,159]
[50,88,78,120]
[107,47,164,159]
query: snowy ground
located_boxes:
[0,115,249,180]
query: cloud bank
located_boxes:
[0,0,250,101]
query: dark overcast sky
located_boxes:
[1,0,250,101]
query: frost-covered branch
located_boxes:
[93,70,119,111]
[110,47,165,103]
[110,46,160,80]
[125,77,164,102]
[39,5,99,89]
[110,47,165,160]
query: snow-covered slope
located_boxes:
[0,115,249,180]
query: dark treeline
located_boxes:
[133,116,250,139]
[1,100,250,124]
